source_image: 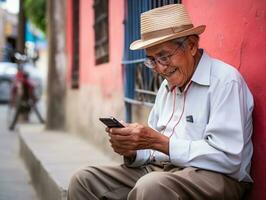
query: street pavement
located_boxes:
[0,104,40,200]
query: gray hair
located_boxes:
[170,35,199,49]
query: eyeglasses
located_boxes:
[144,37,188,69]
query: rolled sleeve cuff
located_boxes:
[124,149,150,167]
[169,137,190,165]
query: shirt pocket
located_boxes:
[184,122,206,141]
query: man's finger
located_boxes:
[109,139,136,151]
[119,120,129,127]
[110,134,130,141]
[109,127,132,135]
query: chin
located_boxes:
[167,78,182,87]
[167,80,184,88]
[166,81,179,90]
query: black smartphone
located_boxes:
[99,117,125,128]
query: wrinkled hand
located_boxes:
[106,122,169,157]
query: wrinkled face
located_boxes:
[145,37,197,90]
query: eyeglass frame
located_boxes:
[144,37,188,69]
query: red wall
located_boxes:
[66,0,125,97]
[183,0,266,199]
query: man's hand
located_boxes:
[106,123,169,156]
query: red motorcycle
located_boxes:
[7,52,44,130]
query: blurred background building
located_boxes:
[0,6,17,61]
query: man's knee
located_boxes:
[68,167,96,194]
[135,172,164,189]
[128,172,181,200]
[68,169,87,191]
[135,171,180,189]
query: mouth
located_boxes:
[164,68,178,77]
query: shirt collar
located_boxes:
[191,50,211,86]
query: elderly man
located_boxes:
[68,4,253,200]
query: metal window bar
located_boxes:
[123,0,180,122]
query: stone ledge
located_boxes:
[19,124,120,200]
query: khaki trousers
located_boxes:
[67,163,251,200]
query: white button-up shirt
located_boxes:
[129,51,254,182]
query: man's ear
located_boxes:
[191,45,197,56]
[188,36,199,56]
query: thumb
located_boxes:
[119,120,129,127]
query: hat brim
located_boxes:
[130,25,206,50]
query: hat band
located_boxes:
[141,24,194,40]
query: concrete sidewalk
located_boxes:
[0,105,39,200]
[18,124,121,200]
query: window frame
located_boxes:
[71,0,80,89]
[93,0,109,65]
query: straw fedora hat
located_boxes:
[130,4,206,50]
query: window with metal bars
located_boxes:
[93,0,109,65]
[152,0,180,8]
[71,0,80,89]
[123,0,181,122]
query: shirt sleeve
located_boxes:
[169,81,252,177]
[124,149,151,167]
